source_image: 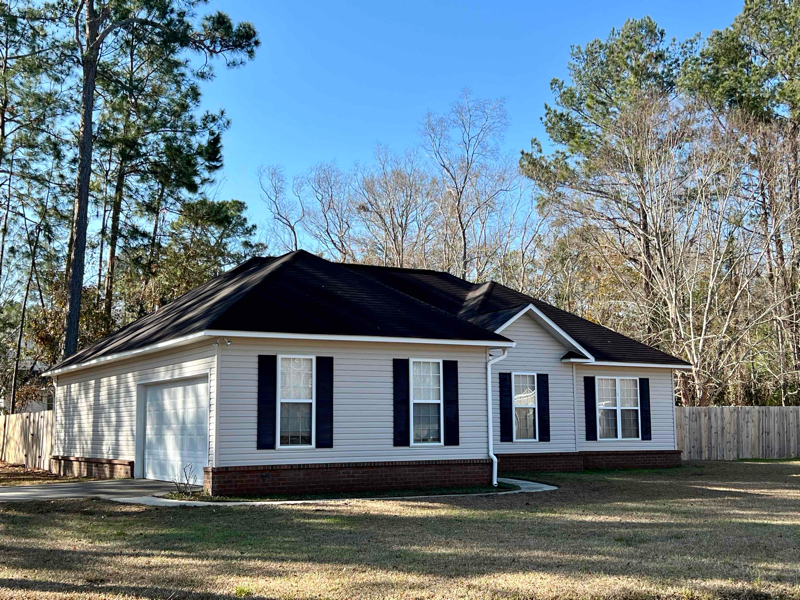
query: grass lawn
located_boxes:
[0,460,798,599]
[0,461,98,486]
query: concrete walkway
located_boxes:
[0,479,178,502]
[498,477,558,493]
[112,477,557,507]
[0,477,555,506]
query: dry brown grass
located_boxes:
[0,461,98,486]
[0,460,798,599]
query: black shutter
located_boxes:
[257,355,277,449]
[584,376,597,441]
[443,360,459,446]
[537,373,550,442]
[316,357,334,448]
[393,359,410,446]
[639,378,651,441]
[499,372,513,442]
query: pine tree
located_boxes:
[63,0,259,358]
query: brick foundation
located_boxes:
[497,450,682,473]
[498,452,585,472]
[50,456,133,479]
[204,458,493,496]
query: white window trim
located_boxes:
[595,376,641,441]
[277,355,316,449]
[409,358,444,447]
[512,371,538,442]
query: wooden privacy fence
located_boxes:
[0,410,53,470]
[676,406,800,461]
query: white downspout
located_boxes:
[572,364,579,451]
[487,348,508,487]
[50,376,58,472]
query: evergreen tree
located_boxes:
[64,0,259,358]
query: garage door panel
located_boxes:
[144,377,209,482]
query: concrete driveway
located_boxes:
[0,479,180,502]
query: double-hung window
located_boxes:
[597,377,639,440]
[278,356,315,447]
[411,359,443,445]
[513,373,537,441]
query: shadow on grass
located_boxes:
[0,460,798,597]
[0,577,280,600]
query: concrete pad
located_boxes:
[498,477,559,492]
[0,479,180,502]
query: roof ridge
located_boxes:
[339,261,512,340]
[204,250,305,330]
[344,261,469,281]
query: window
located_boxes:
[411,359,443,444]
[597,377,639,440]
[513,373,537,441]
[278,356,315,447]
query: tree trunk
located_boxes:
[63,2,103,358]
[97,194,107,306]
[0,152,12,285]
[140,183,165,311]
[102,147,127,329]
[10,214,42,414]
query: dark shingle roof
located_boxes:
[52,251,512,371]
[345,263,689,366]
[54,250,689,372]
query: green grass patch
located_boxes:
[501,464,700,486]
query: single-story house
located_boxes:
[44,250,689,495]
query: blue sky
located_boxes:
[200,0,743,226]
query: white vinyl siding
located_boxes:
[52,315,678,472]
[577,365,675,450]
[216,339,487,466]
[492,315,576,453]
[53,341,216,465]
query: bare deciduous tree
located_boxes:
[422,89,514,279]
[259,165,303,253]
[353,146,434,268]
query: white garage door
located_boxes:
[144,377,209,482]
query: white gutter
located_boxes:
[486,348,508,487]
[585,361,692,370]
[203,329,515,348]
[43,330,515,378]
[42,332,209,377]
